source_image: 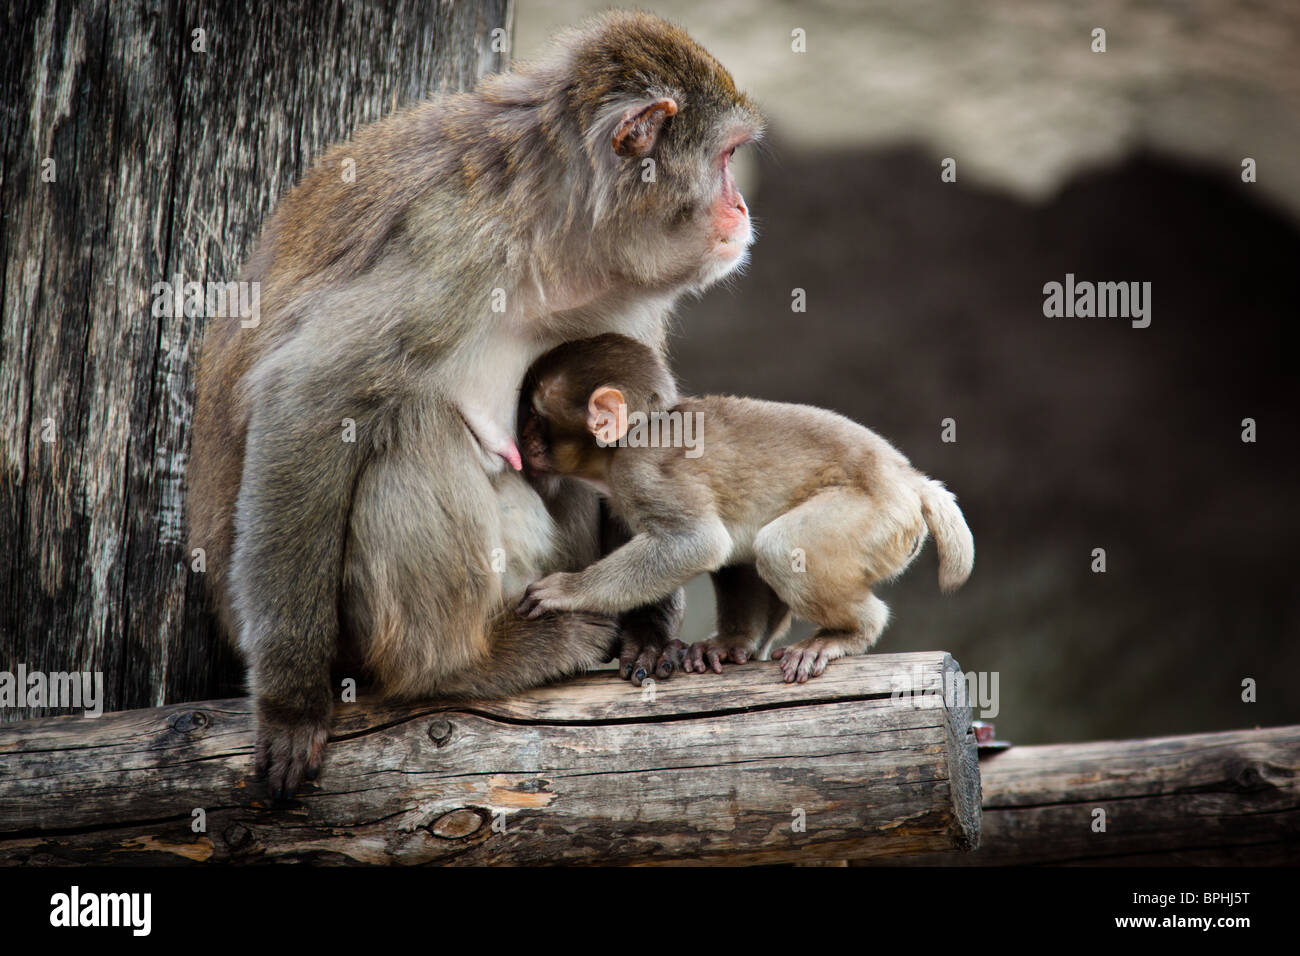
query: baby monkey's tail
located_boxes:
[919,479,974,592]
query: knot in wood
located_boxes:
[1231,762,1272,792]
[169,710,210,735]
[427,717,454,747]
[223,823,253,851]
[428,807,485,839]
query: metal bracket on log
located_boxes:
[0,652,980,865]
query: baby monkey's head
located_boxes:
[519,334,680,480]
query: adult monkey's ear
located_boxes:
[611,98,678,158]
[587,387,629,445]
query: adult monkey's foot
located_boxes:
[613,587,686,686]
[252,700,331,801]
[617,634,687,686]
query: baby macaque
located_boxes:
[516,334,975,682]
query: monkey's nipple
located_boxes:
[499,439,523,472]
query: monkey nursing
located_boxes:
[189,12,764,798]
[517,334,975,684]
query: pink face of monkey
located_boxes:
[596,78,764,291]
[712,136,753,263]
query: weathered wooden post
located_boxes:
[0,0,512,717]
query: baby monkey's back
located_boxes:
[666,394,923,529]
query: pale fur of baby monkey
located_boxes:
[517,334,974,684]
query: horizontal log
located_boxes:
[0,652,980,865]
[860,724,1300,865]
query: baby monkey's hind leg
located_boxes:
[754,488,895,682]
[773,594,889,683]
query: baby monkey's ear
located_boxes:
[587,386,628,445]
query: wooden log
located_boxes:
[0,652,980,865]
[0,0,511,718]
[860,724,1300,865]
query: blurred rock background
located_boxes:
[517,1,1300,743]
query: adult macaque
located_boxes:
[516,334,975,683]
[188,12,763,798]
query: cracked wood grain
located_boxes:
[1,0,512,717]
[0,653,981,865]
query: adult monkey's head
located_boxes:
[496,10,765,294]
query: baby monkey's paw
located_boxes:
[516,572,580,619]
[772,636,852,683]
[684,635,758,674]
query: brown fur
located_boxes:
[188,12,763,798]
